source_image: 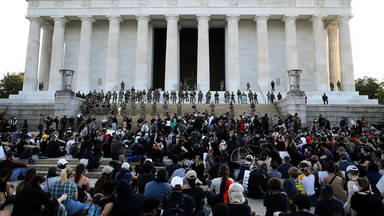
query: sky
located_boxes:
[0,1,383,81]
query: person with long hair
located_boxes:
[183,170,210,216]
[298,162,317,206]
[15,168,36,193]
[50,168,88,216]
[205,164,234,205]
[192,155,206,185]
[42,167,60,194]
[115,162,137,182]
[72,163,91,203]
[90,180,116,216]
[12,175,67,216]
[263,178,288,216]
[350,177,384,215]
[0,169,15,210]
[322,163,347,203]
[314,184,344,216]
[285,136,303,167]
[93,166,113,195]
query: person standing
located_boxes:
[37,114,44,135]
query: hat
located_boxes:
[58,159,68,166]
[183,160,191,168]
[346,165,359,173]
[6,151,15,157]
[171,176,183,187]
[146,158,153,163]
[121,162,130,170]
[103,134,109,139]
[42,134,49,139]
[306,137,313,145]
[246,155,254,161]
[102,166,113,174]
[186,170,197,179]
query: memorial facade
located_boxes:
[22,0,357,95]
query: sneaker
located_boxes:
[39,155,47,159]
[29,158,36,165]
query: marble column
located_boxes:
[337,15,355,91]
[134,15,150,90]
[310,15,328,92]
[38,24,53,91]
[255,15,271,91]
[164,15,180,91]
[226,15,241,92]
[197,15,210,92]
[105,15,123,91]
[283,15,299,91]
[77,16,95,93]
[23,16,42,92]
[48,16,68,91]
[328,22,340,88]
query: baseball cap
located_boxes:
[171,176,183,187]
[186,170,197,179]
[42,134,49,139]
[121,162,130,171]
[183,160,191,168]
[146,158,153,163]
[102,166,113,174]
[58,159,68,166]
[346,165,359,173]
[246,155,254,161]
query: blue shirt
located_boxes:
[144,181,171,201]
[115,172,132,182]
[277,164,294,179]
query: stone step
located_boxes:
[28,164,106,172]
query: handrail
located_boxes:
[257,86,267,104]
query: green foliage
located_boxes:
[0,72,24,98]
[355,76,384,105]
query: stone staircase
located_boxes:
[11,156,173,179]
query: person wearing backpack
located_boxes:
[282,167,306,212]
[112,179,144,216]
[205,164,234,206]
[87,180,116,216]
[163,176,195,216]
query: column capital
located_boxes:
[26,15,43,22]
[254,15,270,22]
[282,15,299,22]
[226,15,240,22]
[309,15,327,22]
[196,15,210,21]
[107,15,123,22]
[165,15,179,21]
[41,23,53,31]
[135,15,151,22]
[51,16,69,23]
[327,21,338,30]
[79,15,96,22]
[337,15,353,22]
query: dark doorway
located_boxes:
[209,28,225,91]
[180,29,198,89]
[153,28,166,90]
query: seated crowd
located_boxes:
[0,110,383,216]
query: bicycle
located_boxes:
[230,141,268,164]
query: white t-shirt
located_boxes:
[211,177,234,195]
[300,174,316,196]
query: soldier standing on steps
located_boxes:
[271,80,275,91]
[112,91,117,103]
[141,101,146,117]
[206,91,211,104]
[229,102,234,117]
[237,89,241,104]
[131,102,136,116]
[192,102,196,113]
[214,91,219,104]
[177,101,182,116]
[147,89,152,103]
[322,93,328,104]
[164,91,170,104]
[210,102,215,114]
[248,91,253,104]
[337,80,342,91]
[190,91,195,104]
[198,91,203,104]
[277,92,282,100]
[152,102,157,116]
[250,102,256,117]
[121,81,125,91]
[246,82,251,91]
[231,92,236,104]
[121,103,127,117]
[163,101,168,115]
[267,91,271,104]
[185,91,189,103]
[220,80,225,91]
[330,82,335,91]
[254,92,258,104]
[118,91,123,104]
[270,92,275,103]
[125,90,130,103]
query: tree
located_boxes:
[0,72,24,98]
[355,76,384,105]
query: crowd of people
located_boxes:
[0,107,383,216]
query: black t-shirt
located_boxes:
[92,194,113,213]
[12,188,58,216]
[227,203,251,216]
[279,212,316,216]
[314,199,344,216]
[16,140,29,155]
[182,187,205,209]
[264,193,289,216]
[351,192,384,215]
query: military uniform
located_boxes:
[152,103,157,116]
[254,92,258,104]
[229,103,234,117]
[210,102,215,113]
[171,91,177,104]
[231,92,236,104]
[205,91,211,104]
[140,102,146,117]
[250,102,256,116]
[121,103,127,117]
[220,80,225,91]
[118,91,124,104]
[177,102,182,116]
[192,102,196,113]
[190,91,195,103]
[248,91,254,104]
[112,91,117,103]
[277,92,282,100]
[147,89,152,103]
[198,91,203,104]
[131,103,137,116]
[163,102,168,114]
[214,92,219,104]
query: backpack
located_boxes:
[247,168,269,198]
[282,178,298,201]
[86,195,111,216]
[164,193,188,216]
[295,179,306,196]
